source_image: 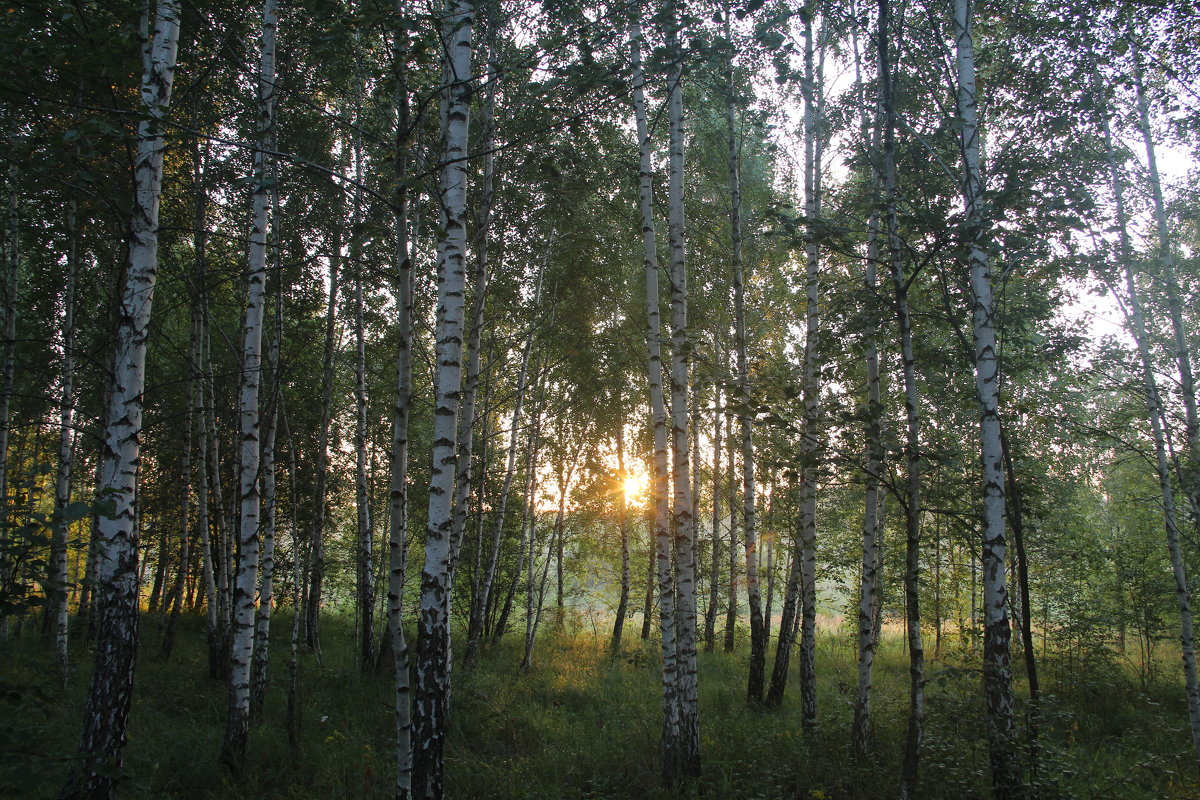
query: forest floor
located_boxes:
[2,612,1198,799]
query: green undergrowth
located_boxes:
[2,613,1198,798]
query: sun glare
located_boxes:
[622,472,649,506]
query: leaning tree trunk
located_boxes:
[1094,60,1200,769]
[1131,51,1200,526]
[221,0,276,767]
[464,259,543,666]
[63,2,180,796]
[412,1,474,795]
[953,1,1022,794]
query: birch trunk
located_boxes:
[412,2,473,794]
[849,3,884,758]
[953,1,1021,793]
[65,2,180,794]
[389,4,414,793]
[704,385,721,654]
[664,7,700,778]
[1132,52,1200,524]
[518,397,544,669]
[222,0,276,765]
[450,14,497,590]
[465,258,543,664]
[307,224,340,655]
[796,5,824,731]
[725,17,764,699]
[1095,61,1200,768]
[611,426,631,653]
[724,407,738,653]
[160,310,196,661]
[50,191,79,686]
[349,88,375,671]
[877,0,926,788]
[251,185,283,710]
[0,164,17,644]
[767,495,801,707]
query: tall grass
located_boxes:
[2,612,1197,798]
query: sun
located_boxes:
[622,472,649,506]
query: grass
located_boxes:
[2,612,1199,798]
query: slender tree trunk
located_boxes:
[725,25,764,702]
[518,401,545,670]
[611,426,631,653]
[1095,61,1200,769]
[63,3,180,795]
[50,191,79,686]
[850,2,884,758]
[872,1,927,791]
[463,260,543,666]
[724,407,738,654]
[704,387,721,654]
[307,223,340,656]
[412,2,474,794]
[642,508,654,641]
[160,311,196,662]
[0,162,18,644]
[221,0,276,766]
[630,10,680,781]
[796,5,824,731]
[1131,52,1200,526]
[664,7,699,777]
[251,180,283,710]
[953,1,1022,794]
[767,492,801,708]
[389,6,414,794]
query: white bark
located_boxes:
[389,4,414,795]
[251,183,283,710]
[723,10,764,700]
[1094,60,1200,769]
[412,2,473,795]
[1132,53,1200,523]
[796,6,824,730]
[351,84,375,671]
[664,7,700,779]
[222,0,276,765]
[629,12,681,781]
[69,2,180,795]
[953,1,1021,794]
[51,191,79,687]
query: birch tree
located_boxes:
[49,190,79,687]
[63,2,180,794]
[664,2,700,779]
[953,0,1022,793]
[1093,57,1200,769]
[222,0,277,766]
[411,1,474,794]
